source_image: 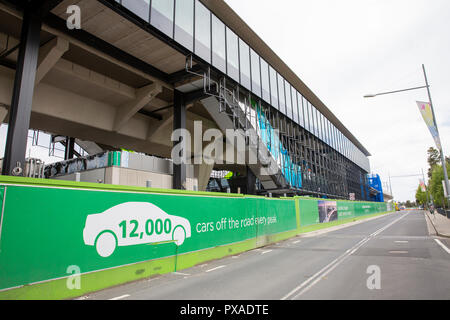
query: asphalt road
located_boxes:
[80,210,450,300]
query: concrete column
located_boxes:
[2,5,41,176]
[64,137,75,160]
[173,90,186,190]
[247,166,257,195]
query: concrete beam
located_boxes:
[35,36,69,85]
[53,59,136,99]
[147,112,173,141]
[0,2,173,92]
[113,83,162,132]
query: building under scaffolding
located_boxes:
[0,0,377,200]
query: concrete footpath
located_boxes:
[425,210,450,238]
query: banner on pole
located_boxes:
[416,101,442,150]
[419,179,427,192]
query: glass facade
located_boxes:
[122,0,150,21]
[118,0,372,196]
[310,104,316,136]
[292,88,298,124]
[260,59,270,103]
[239,39,251,90]
[150,0,174,37]
[319,112,324,141]
[269,66,278,109]
[277,74,286,114]
[174,0,194,50]
[194,0,211,63]
[304,99,310,132]
[285,80,292,119]
[226,27,239,82]
[250,49,261,96]
[211,15,226,73]
[297,93,303,127]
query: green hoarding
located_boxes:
[0,183,296,291]
[298,199,388,227]
[0,177,390,296]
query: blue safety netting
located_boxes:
[254,102,302,189]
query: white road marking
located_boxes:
[262,250,273,255]
[109,294,130,300]
[293,240,302,244]
[389,251,408,254]
[282,213,409,300]
[435,239,450,255]
[173,272,190,276]
[395,241,409,243]
[205,265,226,273]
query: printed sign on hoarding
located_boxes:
[318,200,338,223]
[83,202,192,257]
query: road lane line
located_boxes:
[205,265,226,273]
[395,241,409,243]
[262,250,273,255]
[173,272,190,276]
[434,239,450,255]
[293,240,301,244]
[282,213,408,300]
[109,294,130,300]
[281,255,343,300]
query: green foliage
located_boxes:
[427,147,441,179]
[415,185,427,206]
[429,164,450,208]
[405,200,414,208]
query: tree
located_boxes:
[429,164,450,208]
[427,147,441,179]
[415,185,427,206]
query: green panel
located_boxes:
[337,201,355,219]
[0,227,300,300]
[297,197,319,226]
[0,176,390,296]
[0,184,296,291]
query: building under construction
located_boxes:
[0,0,378,200]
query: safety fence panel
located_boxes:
[0,182,297,291]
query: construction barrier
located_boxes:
[0,176,389,299]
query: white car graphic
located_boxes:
[83,202,191,258]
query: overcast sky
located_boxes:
[224,0,450,202]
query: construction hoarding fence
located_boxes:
[0,177,389,299]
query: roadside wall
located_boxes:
[0,177,388,299]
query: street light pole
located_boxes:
[422,64,450,207]
[364,65,450,207]
[388,172,393,198]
